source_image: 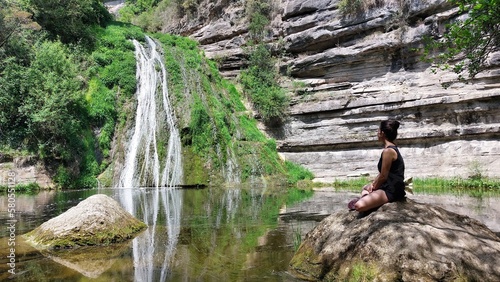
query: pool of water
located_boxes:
[0,187,498,281]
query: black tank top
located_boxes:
[377,145,405,199]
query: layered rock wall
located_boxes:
[162,0,500,181]
[0,156,54,188]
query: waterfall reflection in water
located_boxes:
[116,36,183,281]
[118,188,182,282]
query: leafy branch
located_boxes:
[424,0,500,79]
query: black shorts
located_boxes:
[380,183,406,202]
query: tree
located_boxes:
[0,0,40,61]
[426,0,500,78]
[20,40,87,160]
[27,0,111,45]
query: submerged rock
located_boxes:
[289,199,500,281]
[23,194,146,250]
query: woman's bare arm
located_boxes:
[371,148,397,190]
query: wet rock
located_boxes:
[23,194,146,250]
[289,199,500,281]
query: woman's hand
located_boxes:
[363,183,374,193]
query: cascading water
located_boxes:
[118,37,182,189]
[116,36,183,281]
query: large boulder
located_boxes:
[23,194,146,250]
[289,199,500,281]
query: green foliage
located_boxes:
[241,0,289,124]
[157,33,231,176]
[16,40,86,161]
[127,0,161,12]
[0,0,304,189]
[292,226,302,251]
[189,96,212,154]
[240,44,289,124]
[0,61,29,145]
[99,51,137,93]
[116,4,141,23]
[246,0,271,43]
[284,160,314,185]
[326,176,500,196]
[86,78,115,155]
[413,177,500,196]
[329,177,371,191]
[338,0,363,15]
[118,0,170,30]
[54,165,72,188]
[0,19,144,188]
[0,1,41,62]
[27,0,112,45]
[238,115,266,141]
[87,23,143,157]
[424,0,500,79]
[0,182,40,194]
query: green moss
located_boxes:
[342,261,380,282]
[182,147,210,185]
[97,163,114,188]
[289,242,323,281]
[291,249,385,281]
[24,220,147,250]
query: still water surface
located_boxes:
[0,187,498,281]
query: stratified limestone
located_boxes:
[289,199,500,281]
[23,194,146,250]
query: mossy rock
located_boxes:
[23,194,147,250]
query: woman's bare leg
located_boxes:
[354,190,388,212]
[361,189,370,197]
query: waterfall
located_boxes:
[116,36,183,281]
[118,36,182,189]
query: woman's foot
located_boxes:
[348,197,360,211]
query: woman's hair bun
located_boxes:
[380,119,400,141]
[393,120,400,130]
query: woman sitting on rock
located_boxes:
[348,119,406,212]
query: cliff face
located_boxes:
[161,0,500,181]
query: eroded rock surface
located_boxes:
[0,156,54,188]
[23,194,146,249]
[289,199,500,281]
